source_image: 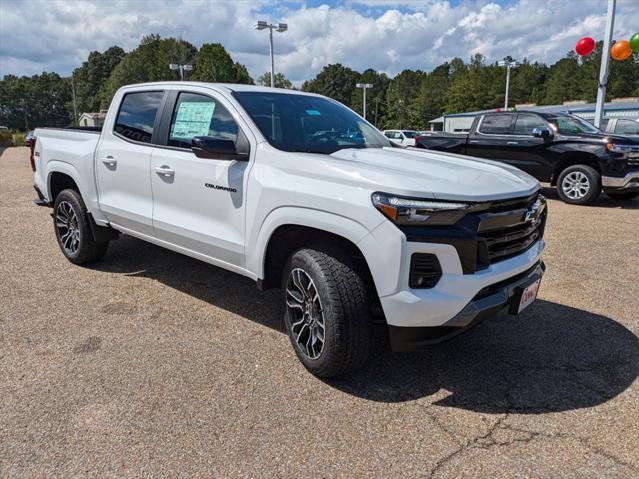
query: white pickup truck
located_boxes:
[31,82,547,377]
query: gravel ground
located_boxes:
[1,146,638,478]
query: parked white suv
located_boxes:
[382,129,418,147]
[31,82,546,377]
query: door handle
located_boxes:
[469,140,479,144]
[101,156,117,168]
[506,141,519,145]
[154,165,175,178]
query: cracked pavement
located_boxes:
[1,147,638,477]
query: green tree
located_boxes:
[71,46,125,114]
[190,43,253,84]
[99,35,197,107]
[349,69,390,126]
[257,71,293,88]
[383,69,426,129]
[302,64,359,107]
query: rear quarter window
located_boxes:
[114,91,164,144]
[478,114,513,135]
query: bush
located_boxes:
[0,131,12,147]
[12,131,26,146]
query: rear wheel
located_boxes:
[53,189,108,264]
[282,247,371,378]
[607,191,639,200]
[556,165,601,205]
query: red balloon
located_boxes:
[576,37,595,56]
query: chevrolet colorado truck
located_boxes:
[31,82,546,377]
[416,111,639,204]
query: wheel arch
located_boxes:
[252,208,376,292]
[46,162,86,202]
[551,152,601,186]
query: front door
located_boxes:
[96,90,165,236]
[499,114,552,179]
[150,90,250,269]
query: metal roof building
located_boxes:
[428,98,639,133]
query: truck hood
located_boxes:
[280,146,539,202]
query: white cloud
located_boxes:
[1,0,638,84]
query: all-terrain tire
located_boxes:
[53,188,109,264]
[282,247,372,378]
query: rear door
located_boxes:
[466,114,516,161]
[499,113,554,179]
[149,88,251,269]
[96,90,165,236]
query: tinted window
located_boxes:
[402,131,417,138]
[384,131,394,138]
[168,92,238,149]
[615,119,639,135]
[545,114,600,135]
[114,91,163,143]
[233,91,389,154]
[513,114,548,135]
[478,114,513,134]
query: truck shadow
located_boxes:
[92,235,639,413]
[541,186,639,209]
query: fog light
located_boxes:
[409,253,442,288]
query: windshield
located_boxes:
[544,114,601,135]
[402,131,417,138]
[232,91,390,154]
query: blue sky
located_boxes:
[1,0,638,84]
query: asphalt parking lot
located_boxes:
[1,146,638,477]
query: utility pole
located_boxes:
[169,63,193,81]
[70,73,78,126]
[497,60,518,110]
[594,0,616,128]
[356,83,373,120]
[255,21,288,87]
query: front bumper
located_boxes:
[388,260,545,351]
[601,171,639,191]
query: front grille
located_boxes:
[477,196,546,267]
[400,192,546,275]
[409,253,442,288]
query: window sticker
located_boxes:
[171,101,216,140]
[305,109,321,116]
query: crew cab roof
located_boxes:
[116,81,319,97]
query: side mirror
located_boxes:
[191,136,249,161]
[532,127,552,140]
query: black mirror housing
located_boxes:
[191,136,249,161]
[532,127,552,140]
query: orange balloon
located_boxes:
[611,40,633,60]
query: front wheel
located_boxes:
[53,189,109,264]
[282,248,372,378]
[556,165,601,205]
[607,191,639,200]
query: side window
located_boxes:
[393,132,403,140]
[168,92,239,149]
[383,131,393,138]
[615,119,639,135]
[478,114,513,135]
[513,114,548,135]
[114,91,164,144]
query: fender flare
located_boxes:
[45,160,87,201]
[248,206,373,280]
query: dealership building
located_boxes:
[428,98,639,133]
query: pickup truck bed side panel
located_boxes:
[33,129,109,224]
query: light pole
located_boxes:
[497,60,518,110]
[255,20,287,87]
[594,0,616,128]
[356,83,373,120]
[169,63,193,81]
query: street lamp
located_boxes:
[497,60,518,110]
[355,83,373,119]
[169,63,193,81]
[255,20,288,87]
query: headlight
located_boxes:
[607,143,636,153]
[371,192,470,226]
